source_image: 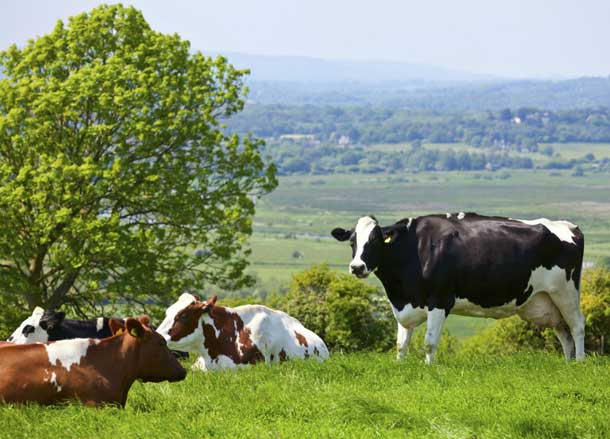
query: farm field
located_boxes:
[367,142,610,166]
[2,352,609,438]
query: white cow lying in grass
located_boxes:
[156,294,329,371]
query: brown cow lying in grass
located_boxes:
[0,316,186,407]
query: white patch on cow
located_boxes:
[389,302,428,328]
[350,216,377,274]
[516,218,577,244]
[446,213,451,218]
[49,372,62,392]
[45,338,91,371]
[156,292,199,341]
[7,307,49,344]
[525,265,571,294]
[96,317,104,332]
[457,212,465,220]
[406,218,412,229]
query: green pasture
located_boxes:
[2,352,609,438]
[367,142,610,166]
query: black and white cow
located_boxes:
[7,307,119,343]
[332,213,585,364]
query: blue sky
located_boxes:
[1,0,609,78]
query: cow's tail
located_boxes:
[570,226,585,292]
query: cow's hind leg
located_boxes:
[549,287,585,360]
[554,322,575,360]
[517,292,575,360]
[424,308,447,365]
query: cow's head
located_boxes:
[7,307,50,343]
[38,310,66,334]
[332,216,390,278]
[109,316,186,383]
[155,293,217,352]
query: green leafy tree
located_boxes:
[279,264,395,352]
[0,5,276,315]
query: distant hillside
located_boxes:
[244,77,610,110]
[215,52,494,83]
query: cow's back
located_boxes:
[233,305,329,360]
[412,214,584,308]
[0,344,64,404]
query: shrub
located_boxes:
[580,268,610,353]
[461,316,559,355]
[278,264,395,352]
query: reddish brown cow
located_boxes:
[0,316,186,407]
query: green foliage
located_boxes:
[580,268,610,353]
[461,316,559,355]
[278,264,395,352]
[2,352,610,438]
[409,327,459,357]
[0,4,276,314]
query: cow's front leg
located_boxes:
[424,308,447,365]
[396,324,417,360]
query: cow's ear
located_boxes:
[125,318,145,338]
[109,319,126,335]
[382,225,403,244]
[331,228,352,241]
[195,294,217,313]
[138,315,151,327]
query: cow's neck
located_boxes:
[375,240,421,310]
[85,336,139,400]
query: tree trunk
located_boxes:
[47,271,79,310]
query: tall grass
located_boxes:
[1,352,609,438]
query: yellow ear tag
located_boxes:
[130,328,139,337]
[116,328,124,335]
[384,236,392,243]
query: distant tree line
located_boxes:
[228,106,610,148]
[263,142,539,175]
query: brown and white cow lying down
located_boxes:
[0,316,186,406]
[156,294,329,371]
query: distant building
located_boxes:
[338,135,351,146]
[513,116,522,124]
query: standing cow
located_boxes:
[156,293,329,371]
[332,213,585,364]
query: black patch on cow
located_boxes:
[22,324,35,336]
[335,213,584,314]
[40,311,117,341]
